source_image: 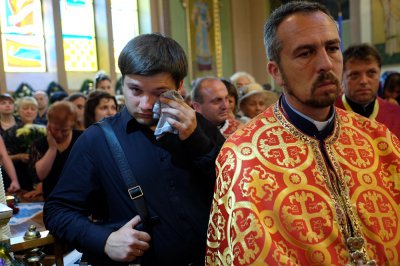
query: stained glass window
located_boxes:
[60,0,97,71]
[0,0,46,72]
[111,0,139,72]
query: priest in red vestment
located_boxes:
[206,2,400,265]
[336,43,400,138]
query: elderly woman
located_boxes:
[230,71,255,89]
[84,90,117,128]
[238,82,278,124]
[25,101,82,199]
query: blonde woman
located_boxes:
[3,96,40,191]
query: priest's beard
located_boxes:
[282,71,340,108]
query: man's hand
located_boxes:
[104,215,151,262]
[160,96,196,140]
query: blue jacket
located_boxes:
[44,107,225,265]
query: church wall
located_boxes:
[169,0,234,87]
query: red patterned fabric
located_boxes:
[336,95,400,138]
[206,103,400,265]
[220,117,242,139]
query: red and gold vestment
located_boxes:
[336,94,400,138]
[220,117,243,139]
[206,102,400,265]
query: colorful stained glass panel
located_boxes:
[111,0,139,72]
[63,35,97,71]
[60,0,97,71]
[1,34,46,72]
[0,0,46,72]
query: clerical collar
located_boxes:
[282,95,335,140]
[344,95,375,118]
[217,120,226,129]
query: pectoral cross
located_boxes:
[345,237,376,266]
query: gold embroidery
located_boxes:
[208,102,400,265]
[341,94,380,121]
[289,173,302,185]
[231,210,264,265]
[358,191,397,241]
[259,127,307,167]
[239,165,279,203]
[335,243,350,265]
[215,148,235,198]
[272,240,299,265]
[312,168,326,188]
[335,128,373,168]
[207,202,226,245]
[342,169,355,188]
[380,161,400,196]
[274,103,373,263]
[281,191,332,243]
[309,250,326,264]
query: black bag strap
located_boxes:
[97,120,149,229]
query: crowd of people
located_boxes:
[0,62,279,203]
[1,73,269,200]
[0,71,119,198]
[0,1,399,265]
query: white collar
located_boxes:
[286,100,334,131]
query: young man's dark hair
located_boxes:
[118,33,188,89]
[342,43,382,69]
